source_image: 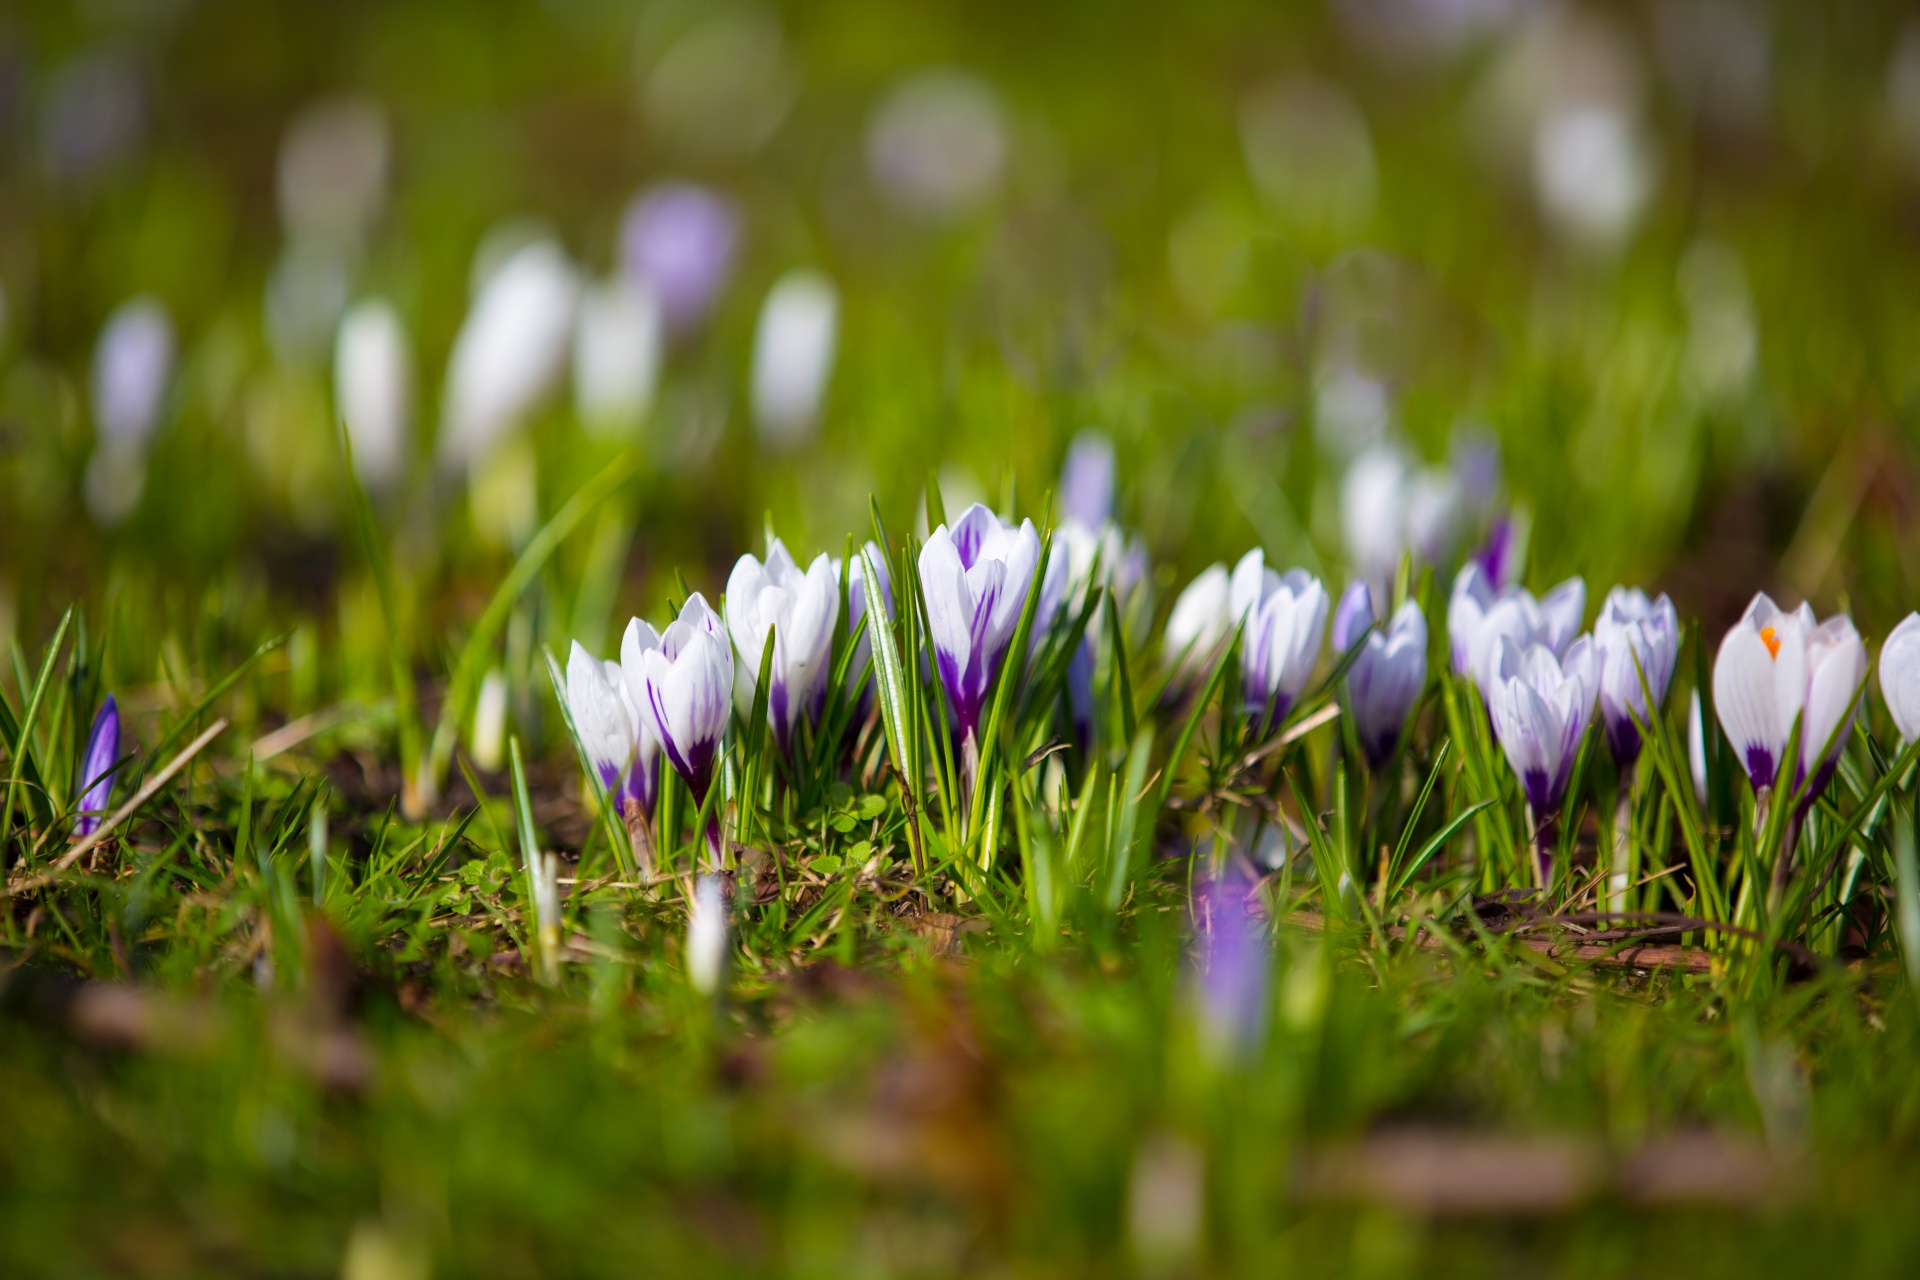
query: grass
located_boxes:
[10,0,1920,1274]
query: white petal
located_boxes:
[1880,613,1920,743]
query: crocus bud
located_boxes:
[918,503,1041,743]
[334,298,412,491]
[1880,613,1920,744]
[566,641,636,798]
[92,296,174,451]
[1447,562,1497,676]
[621,183,739,334]
[1712,594,1866,800]
[1059,429,1116,529]
[633,594,734,806]
[572,276,662,439]
[1538,578,1587,657]
[1230,549,1328,735]
[1486,635,1598,818]
[847,540,893,698]
[1594,586,1679,766]
[686,872,728,996]
[1471,516,1516,591]
[1340,446,1408,590]
[1340,585,1428,768]
[437,238,579,471]
[74,695,121,838]
[726,539,841,749]
[750,271,838,447]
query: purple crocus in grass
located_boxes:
[74,695,121,838]
[919,503,1043,760]
[633,593,735,827]
[1229,549,1328,737]
[1191,867,1269,1064]
[565,635,659,822]
[1333,582,1428,769]
[621,183,739,334]
[1447,563,1585,696]
[1712,593,1865,805]
[725,539,840,752]
[1486,634,1597,883]
[1593,586,1680,767]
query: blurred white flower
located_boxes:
[1340,444,1461,591]
[92,296,174,451]
[1532,104,1655,247]
[1240,78,1376,232]
[438,238,579,471]
[1313,365,1390,458]
[687,872,728,996]
[1336,0,1516,65]
[1060,429,1117,529]
[867,70,1007,217]
[1881,613,1920,745]
[278,97,388,249]
[1165,565,1234,686]
[334,298,412,492]
[471,668,509,773]
[726,539,841,750]
[1678,240,1757,401]
[750,271,838,447]
[573,277,662,439]
[266,242,351,364]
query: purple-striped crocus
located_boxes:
[847,540,893,707]
[565,634,660,823]
[1449,565,1585,696]
[725,539,840,751]
[1230,550,1328,737]
[1333,582,1428,769]
[632,593,735,815]
[1593,586,1679,767]
[1712,593,1865,804]
[74,695,121,838]
[918,503,1043,749]
[1486,634,1598,882]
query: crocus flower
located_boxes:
[1449,563,1585,692]
[1486,634,1598,832]
[1880,613,1920,744]
[621,183,739,334]
[74,695,120,838]
[1593,587,1680,767]
[572,276,662,439]
[1333,582,1428,768]
[725,540,841,750]
[632,593,734,809]
[616,619,666,819]
[1058,517,1150,739]
[564,633,661,824]
[1191,868,1268,1064]
[686,872,728,996]
[1688,689,1709,808]
[847,542,894,714]
[1060,429,1117,529]
[919,504,1043,747]
[1230,550,1328,735]
[437,238,580,471]
[334,298,411,491]
[751,270,838,447]
[1164,564,1234,685]
[1339,445,1462,595]
[1711,594,1866,802]
[866,70,1008,217]
[1471,516,1517,592]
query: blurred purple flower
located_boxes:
[92,297,174,451]
[1472,516,1516,592]
[621,183,740,334]
[1192,868,1268,1062]
[1060,429,1116,528]
[75,695,120,838]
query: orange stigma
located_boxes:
[1760,625,1781,659]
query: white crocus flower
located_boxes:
[1332,581,1428,768]
[919,504,1043,745]
[1712,593,1866,800]
[1164,564,1234,686]
[1881,613,1920,744]
[1593,587,1680,767]
[1688,689,1710,808]
[632,594,734,814]
[1230,549,1329,735]
[750,270,838,447]
[334,298,411,491]
[1486,634,1598,822]
[85,296,175,527]
[437,238,580,471]
[725,539,842,750]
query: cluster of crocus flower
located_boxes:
[1161,551,1331,740]
[1711,594,1866,810]
[564,596,733,867]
